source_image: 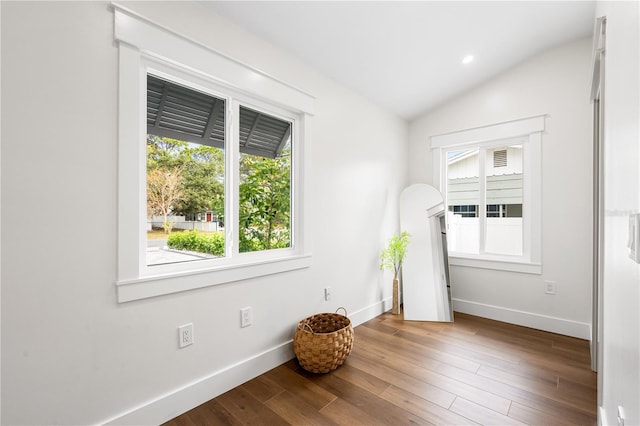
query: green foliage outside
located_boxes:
[147,136,225,220]
[167,230,225,256]
[147,135,292,255]
[380,232,411,280]
[239,149,291,252]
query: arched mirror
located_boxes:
[400,184,453,322]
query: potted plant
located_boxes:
[380,231,411,315]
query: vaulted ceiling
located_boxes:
[209,1,596,120]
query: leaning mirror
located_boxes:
[399,184,453,322]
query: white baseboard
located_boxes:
[102,298,390,425]
[102,340,294,425]
[453,298,591,340]
[349,297,393,327]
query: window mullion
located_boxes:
[228,99,239,257]
[478,148,487,254]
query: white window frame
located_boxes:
[113,4,314,302]
[431,115,544,274]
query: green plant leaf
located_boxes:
[380,231,411,279]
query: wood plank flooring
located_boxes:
[163,312,597,425]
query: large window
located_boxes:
[431,116,544,274]
[145,75,293,267]
[114,6,314,302]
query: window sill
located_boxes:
[116,253,312,302]
[449,254,541,274]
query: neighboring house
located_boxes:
[446,145,524,255]
[447,145,523,217]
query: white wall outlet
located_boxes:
[544,280,556,295]
[324,287,332,301]
[178,323,194,348]
[240,307,252,328]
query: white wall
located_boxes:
[595,2,640,425]
[0,2,408,424]
[409,38,594,337]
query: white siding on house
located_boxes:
[486,145,523,176]
[447,145,522,179]
[447,174,523,206]
[447,150,479,179]
[447,177,480,205]
[447,146,523,207]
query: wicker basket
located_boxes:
[293,307,354,373]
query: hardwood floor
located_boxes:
[163,312,597,425]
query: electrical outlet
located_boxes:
[544,280,556,295]
[324,287,332,301]
[241,307,252,328]
[178,323,194,348]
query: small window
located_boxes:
[448,205,478,218]
[431,115,544,274]
[484,204,523,218]
[486,204,504,218]
[446,143,523,256]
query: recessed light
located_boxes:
[462,55,474,65]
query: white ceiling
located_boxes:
[209,1,596,120]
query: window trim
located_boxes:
[431,115,544,274]
[113,3,314,302]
